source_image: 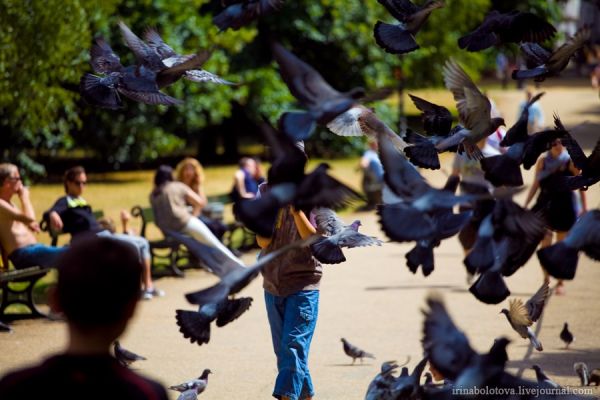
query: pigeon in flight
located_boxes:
[374,0,444,54]
[537,210,600,280]
[143,28,236,86]
[560,322,574,349]
[542,137,600,193]
[500,283,550,351]
[176,297,253,345]
[271,41,365,141]
[169,369,211,396]
[574,362,589,386]
[114,340,147,367]
[341,338,375,364]
[512,26,591,81]
[185,236,317,306]
[532,365,560,389]
[439,60,505,159]
[458,10,556,52]
[365,361,400,400]
[80,37,184,109]
[500,92,545,147]
[309,208,382,264]
[213,0,285,31]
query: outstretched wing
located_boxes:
[313,207,345,235]
[508,298,532,327]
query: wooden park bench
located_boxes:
[40,210,105,246]
[0,247,51,320]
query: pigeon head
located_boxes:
[499,309,509,318]
[489,337,510,363]
[531,365,542,373]
[340,338,346,343]
[200,369,212,379]
[563,322,569,328]
[350,220,362,231]
[491,117,505,129]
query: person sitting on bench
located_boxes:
[0,236,169,399]
[43,166,163,300]
[0,163,66,270]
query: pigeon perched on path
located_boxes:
[532,365,560,389]
[169,369,211,396]
[500,283,549,351]
[512,26,591,81]
[143,28,235,86]
[440,60,505,159]
[271,41,365,141]
[176,297,253,345]
[374,0,444,55]
[560,322,575,349]
[537,209,600,280]
[458,10,556,52]
[341,338,375,364]
[365,361,400,400]
[309,208,382,264]
[185,236,317,306]
[80,38,183,109]
[574,362,589,386]
[213,0,285,31]
[113,340,146,367]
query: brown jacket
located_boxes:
[260,206,322,297]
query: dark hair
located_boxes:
[56,236,142,328]
[63,166,86,192]
[152,165,173,197]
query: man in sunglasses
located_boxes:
[0,163,66,269]
[43,166,164,300]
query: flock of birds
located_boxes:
[75,0,600,398]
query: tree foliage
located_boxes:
[1,0,564,176]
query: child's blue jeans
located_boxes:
[264,290,319,400]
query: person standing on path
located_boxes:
[256,183,321,400]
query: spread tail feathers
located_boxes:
[374,21,419,54]
[280,111,317,141]
[377,204,436,242]
[80,74,121,109]
[537,243,579,280]
[464,239,494,275]
[405,244,435,276]
[175,310,211,345]
[469,270,510,304]
[310,237,346,264]
[480,155,524,187]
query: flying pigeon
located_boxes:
[532,364,560,389]
[309,208,382,264]
[213,0,285,31]
[374,0,444,55]
[499,283,550,351]
[365,361,400,400]
[560,322,575,349]
[512,26,591,81]
[341,338,375,364]
[537,210,600,280]
[271,41,365,141]
[458,10,556,52]
[541,137,600,192]
[169,369,211,396]
[114,340,147,367]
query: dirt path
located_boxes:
[1,85,599,399]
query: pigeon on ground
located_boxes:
[560,322,575,349]
[177,388,203,400]
[169,369,211,395]
[374,0,444,55]
[271,41,365,141]
[388,357,429,399]
[458,10,556,52]
[0,321,12,333]
[341,338,375,364]
[176,297,252,345]
[185,236,317,306]
[422,294,509,386]
[439,60,505,159]
[118,21,208,89]
[590,368,600,386]
[500,282,550,351]
[309,208,382,264]
[573,362,589,386]
[532,365,560,388]
[80,37,183,109]
[512,26,591,81]
[213,0,285,31]
[537,210,600,280]
[143,28,235,86]
[326,105,410,152]
[365,361,400,400]
[114,340,147,367]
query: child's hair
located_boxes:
[56,236,143,328]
